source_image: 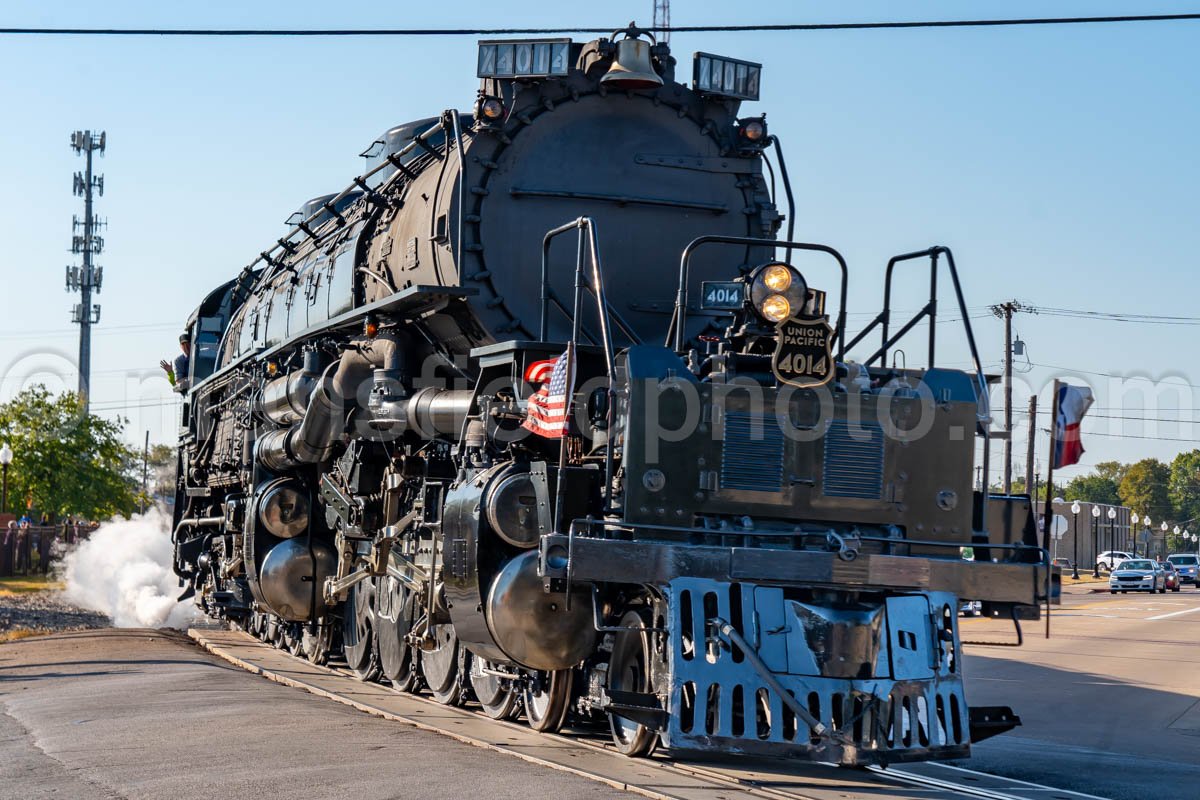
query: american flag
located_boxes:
[522,347,574,438]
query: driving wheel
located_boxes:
[343,580,381,681]
[421,624,465,705]
[375,573,421,692]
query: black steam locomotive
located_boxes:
[172,25,1051,764]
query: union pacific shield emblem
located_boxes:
[772,315,834,388]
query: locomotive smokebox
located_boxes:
[486,550,595,671]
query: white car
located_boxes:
[1097,550,1135,572]
[1166,554,1199,585]
[1109,559,1164,593]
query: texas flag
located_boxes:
[1053,383,1094,469]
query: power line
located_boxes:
[2,14,1199,37]
[1029,362,1200,390]
[1036,410,1200,424]
[1036,308,1200,326]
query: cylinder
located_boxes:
[258,538,336,622]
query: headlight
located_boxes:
[760,294,791,322]
[761,264,792,292]
[749,262,807,324]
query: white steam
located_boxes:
[61,509,197,629]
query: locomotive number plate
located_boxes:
[700,281,745,311]
[773,315,835,388]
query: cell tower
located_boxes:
[67,129,106,411]
[654,0,670,42]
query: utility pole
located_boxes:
[140,430,150,514]
[1024,395,1038,496]
[990,300,1034,493]
[67,130,107,412]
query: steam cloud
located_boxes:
[61,509,197,628]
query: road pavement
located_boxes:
[2,590,1196,800]
[0,629,625,800]
[955,585,1200,799]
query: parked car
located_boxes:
[1109,559,1164,593]
[1097,550,1135,572]
[959,599,982,616]
[1159,562,1182,592]
[1166,553,1199,585]
[1052,557,1073,570]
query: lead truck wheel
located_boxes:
[523,669,571,733]
[607,610,659,757]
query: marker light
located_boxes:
[480,97,504,120]
[738,118,767,143]
[760,295,791,323]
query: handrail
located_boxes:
[842,246,992,543]
[669,235,849,358]
[766,135,796,243]
[541,218,619,516]
[245,111,457,293]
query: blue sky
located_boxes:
[0,0,1197,487]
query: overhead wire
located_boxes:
[2,14,1199,36]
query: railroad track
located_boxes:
[189,627,1107,800]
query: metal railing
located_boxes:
[668,235,850,355]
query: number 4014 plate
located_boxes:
[700,281,745,311]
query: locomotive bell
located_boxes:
[600,38,663,90]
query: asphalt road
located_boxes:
[2,590,1196,800]
[0,629,625,800]
[954,584,1200,800]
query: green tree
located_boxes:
[0,387,139,520]
[1118,458,1172,520]
[1168,450,1200,523]
[1094,461,1129,487]
[1063,472,1122,506]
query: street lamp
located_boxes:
[1141,515,1151,557]
[1131,512,1140,555]
[0,442,11,514]
[1174,525,1181,555]
[1070,501,1081,579]
[1160,521,1169,560]
[1107,507,1117,562]
[1091,505,1102,577]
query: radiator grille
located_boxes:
[822,420,885,499]
[720,412,785,492]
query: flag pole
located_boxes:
[1041,379,1062,639]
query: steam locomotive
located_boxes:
[172,25,1051,765]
